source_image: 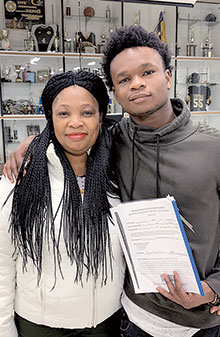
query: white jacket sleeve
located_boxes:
[0,177,18,337]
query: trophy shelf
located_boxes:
[172,56,220,61]
[0,115,45,120]
[64,52,103,58]
[0,50,104,58]
[0,50,63,57]
[65,15,118,23]
[178,17,219,26]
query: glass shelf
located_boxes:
[65,15,118,22]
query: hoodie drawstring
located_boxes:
[130,130,161,200]
[130,128,137,201]
[156,134,161,198]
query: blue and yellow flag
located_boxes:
[156,11,166,43]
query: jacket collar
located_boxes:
[46,142,64,179]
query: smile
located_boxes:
[67,133,87,140]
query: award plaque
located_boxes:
[27,125,40,137]
[83,7,95,18]
[37,69,49,82]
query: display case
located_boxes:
[1,0,220,172]
[0,51,64,168]
[175,2,220,128]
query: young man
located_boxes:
[102,25,220,336]
[3,25,220,337]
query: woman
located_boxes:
[0,70,125,337]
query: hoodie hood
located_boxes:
[122,98,195,145]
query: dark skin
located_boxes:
[3,45,220,315]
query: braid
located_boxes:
[10,123,52,281]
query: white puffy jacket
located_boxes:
[0,143,125,337]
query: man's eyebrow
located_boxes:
[115,63,156,78]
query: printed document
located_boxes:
[111,196,204,295]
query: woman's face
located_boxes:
[52,85,102,158]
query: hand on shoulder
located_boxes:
[3,135,35,183]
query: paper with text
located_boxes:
[111,196,204,295]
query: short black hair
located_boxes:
[102,25,172,91]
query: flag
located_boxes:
[156,11,166,43]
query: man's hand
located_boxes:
[156,271,215,309]
[3,136,35,183]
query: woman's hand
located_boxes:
[3,136,35,183]
[156,271,215,309]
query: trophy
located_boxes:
[4,127,13,143]
[48,66,56,78]
[201,37,213,57]
[1,65,11,82]
[186,27,197,56]
[109,20,114,34]
[106,5,111,19]
[15,65,22,83]
[66,0,71,16]
[64,32,72,52]
[53,27,60,52]
[134,10,141,26]
[0,29,11,50]
[12,121,18,142]
[24,21,35,51]
[98,31,107,53]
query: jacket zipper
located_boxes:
[90,276,96,327]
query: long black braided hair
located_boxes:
[8,70,118,286]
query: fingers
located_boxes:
[209,306,220,315]
[3,162,15,183]
[3,151,23,183]
[156,272,179,299]
[2,136,34,183]
[157,272,196,309]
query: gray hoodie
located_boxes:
[113,98,220,328]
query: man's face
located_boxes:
[110,46,172,124]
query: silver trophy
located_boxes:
[134,10,141,26]
[24,21,35,51]
[1,65,11,82]
[186,27,197,56]
[201,37,213,57]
